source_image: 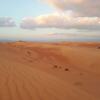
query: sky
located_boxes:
[0,0,100,41]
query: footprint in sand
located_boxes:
[27,51,31,55]
[74,82,82,86]
[64,68,69,71]
[53,65,58,68]
[97,46,100,49]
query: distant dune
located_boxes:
[0,42,100,100]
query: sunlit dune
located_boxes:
[0,42,100,100]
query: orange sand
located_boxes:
[0,42,100,100]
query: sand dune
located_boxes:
[0,42,100,100]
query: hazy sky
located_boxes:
[0,0,100,41]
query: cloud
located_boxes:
[0,17,16,27]
[20,17,37,29]
[20,13,100,30]
[43,0,100,17]
[21,1,100,30]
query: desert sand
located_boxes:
[0,41,100,100]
